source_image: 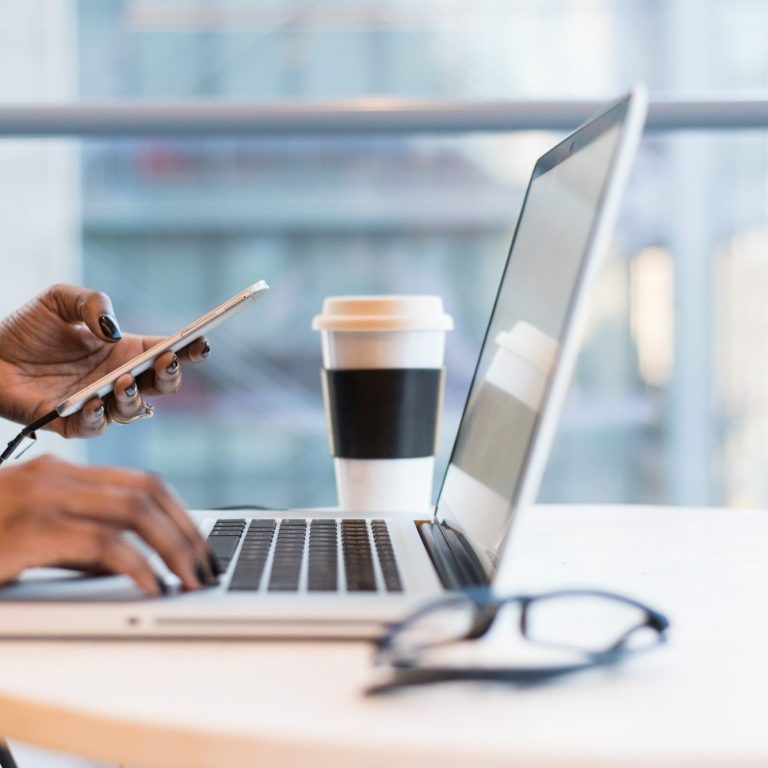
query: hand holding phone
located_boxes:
[55,280,270,418]
[0,280,268,465]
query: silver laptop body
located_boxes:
[0,89,647,638]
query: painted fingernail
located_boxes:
[124,382,137,398]
[201,341,211,358]
[165,356,180,375]
[98,314,122,341]
[93,404,105,419]
[196,558,219,587]
[207,550,222,577]
[155,575,169,596]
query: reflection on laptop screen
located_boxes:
[435,111,627,575]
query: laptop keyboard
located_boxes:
[207,518,403,593]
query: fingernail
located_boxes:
[155,576,169,596]
[207,550,222,577]
[201,341,211,358]
[124,382,137,398]
[93,404,105,419]
[196,558,219,587]
[165,356,180,375]
[98,314,122,341]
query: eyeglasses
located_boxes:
[367,588,669,695]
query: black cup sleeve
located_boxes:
[321,368,445,459]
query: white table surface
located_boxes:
[1,503,767,768]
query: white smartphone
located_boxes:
[55,280,270,418]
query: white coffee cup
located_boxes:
[312,295,453,513]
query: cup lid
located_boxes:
[312,295,454,331]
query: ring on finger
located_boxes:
[108,397,155,425]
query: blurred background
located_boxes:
[1,0,768,511]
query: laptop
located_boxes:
[0,88,647,638]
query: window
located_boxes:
[2,0,768,508]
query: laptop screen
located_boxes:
[434,97,637,577]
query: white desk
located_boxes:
[1,504,767,768]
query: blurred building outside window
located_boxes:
[1,0,768,512]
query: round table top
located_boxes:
[1,504,767,768]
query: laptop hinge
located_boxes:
[417,521,490,590]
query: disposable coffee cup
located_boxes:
[312,295,453,513]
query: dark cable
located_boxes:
[0,409,59,466]
[0,741,19,768]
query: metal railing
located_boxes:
[0,98,767,136]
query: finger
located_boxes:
[36,517,164,596]
[137,335,209,363]
[134,473,215,581]
[140,473,217,583]
[133,341,209,398]
[44,284,122,343]
[60,398,108,439]
[146,474,218,577]
[108,374,150,422]
[150,351,182,396]
[62,464,214,585]
[177,336,211,364]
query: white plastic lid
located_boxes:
[312,295,454,332]
[494,322,559,373]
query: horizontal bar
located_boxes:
[1,99,768,137]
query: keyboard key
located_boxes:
[210,520,246,534]
[307,519,338,591]
[206,520,247,572]
[341,520,376,592]
[268,520,307,591]
[371,520,403,592]
[207,536,242,565]
[228,520,276,591]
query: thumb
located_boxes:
[45,284,123,343]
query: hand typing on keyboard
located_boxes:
[0,455,219,596]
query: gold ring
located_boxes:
[108,398,155,425]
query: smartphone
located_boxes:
[55,280,270,418]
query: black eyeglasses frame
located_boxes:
[368,588,669,695]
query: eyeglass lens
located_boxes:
[385,597,478,657]
[522,593,654,652]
